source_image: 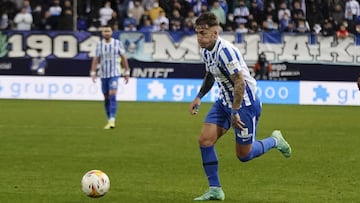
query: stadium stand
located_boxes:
[0,0,359,36]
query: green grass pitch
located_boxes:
[0,99,359,203]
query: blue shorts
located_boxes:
[204,98,262,145]
[101,77,119,94]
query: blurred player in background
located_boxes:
[188,12,292,201]
[90,25,130,129]
[30,48,47,75]
[253,52,272,80]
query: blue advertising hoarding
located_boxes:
[136,78,300,104]
[257,81,299,104]
[2,76,359,105]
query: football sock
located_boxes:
[104,98,110,119]
[238,137,276,162]
[109,94,117,119]
[200,145,220,187]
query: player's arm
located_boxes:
[90,56,99,82]
[230,72,245,109]
[357,76,360,91]
[189,71,215,115]
[197,71,215,99]
[230,72,245,129]
[120,54,131,84]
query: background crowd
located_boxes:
[1,0,360,37]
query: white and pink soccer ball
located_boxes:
[81,169,110,198]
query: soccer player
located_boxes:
[30,49,47,75]
[90,25,131,129]
[357,75,360,91]
[188,12,292,201]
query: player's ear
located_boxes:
[213,30,218,39]
[214,26,220,37]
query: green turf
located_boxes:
[0,100,359,203]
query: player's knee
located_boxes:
[198,135,216,146]
[109,90,117,95]
[236,145,252,162]
[236,150,252,162]
[237,154,252,162]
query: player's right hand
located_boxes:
[90,71,97,83]
[231,112,244,130]
[189,98,201,115]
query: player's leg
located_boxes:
[104,77,119,129]
[236,130,291,160]
[101,78,110,120]
[235,103,291,161]
[104,96,110,119]
[254,95,292,158]
[234,105,276,162]
[108,77,119,120]
[194,123,226,201]
[236,137,277,162]
[198,123,226,187]
[194,101,228,201]
[102,78,117,129]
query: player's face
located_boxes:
[195,25,218,50]
[102,27,113,40]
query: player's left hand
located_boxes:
[124,75,129,84]
[231,113,245,130]
[91,75,97,83]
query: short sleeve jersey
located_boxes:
[200,37,257,108]
[95,38,125,78]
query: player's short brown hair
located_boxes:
[195,12,219,29]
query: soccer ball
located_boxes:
[81,169,110,198]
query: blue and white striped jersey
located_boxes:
[201,37,257,108]
[95,38,125,78]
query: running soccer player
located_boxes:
[189,12,292,201]
[90,25,131,129]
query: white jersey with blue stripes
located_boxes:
[201,37,257,108]
[95,38,125,78]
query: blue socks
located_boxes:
[238,137,276,162]
[199,138,276,186]
[109,95,117,119]
[200,146,220,187]
[104,95,117,120]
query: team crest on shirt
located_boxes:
[227,61,239,72]
[208,64,220,75]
